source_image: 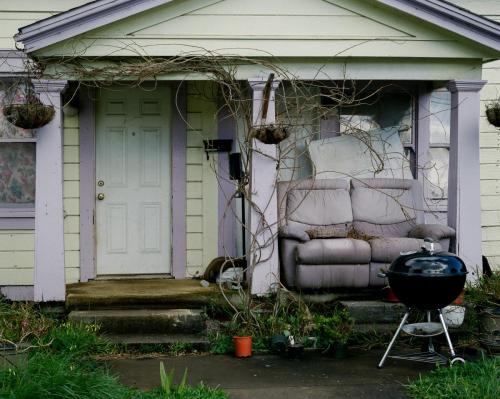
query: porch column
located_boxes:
[248,78,281,295]
[33,80,67,301]
[446,80,486,278]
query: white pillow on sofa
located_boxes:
[308,127,412,180]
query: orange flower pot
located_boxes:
[453,291,465,305]
[233,336,252,358]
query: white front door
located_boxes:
[95,87,171,275]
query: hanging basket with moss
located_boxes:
[485,101,500,128]
[3,95,55,129]
[251,124,288,145]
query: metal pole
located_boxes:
[378,310,410,369]
[438,309,456,357]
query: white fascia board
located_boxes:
[15,0,175,52]
[0,50,28,76]
[376,0,500,52]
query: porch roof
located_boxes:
[14,0,500,61]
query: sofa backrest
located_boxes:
[277,178,353,231]
[350,178,424,237]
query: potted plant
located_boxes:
[232,323,252,358]
[465,272,499,353]
[314,308,354,359]
[485,100,500,128]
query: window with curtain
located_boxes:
[0,89,36,208]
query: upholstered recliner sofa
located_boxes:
[277,178,455,290]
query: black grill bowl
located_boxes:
[387,251,467,310]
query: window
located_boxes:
[0,89,36,225]
[339,91,416,178]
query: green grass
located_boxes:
[407,357,499,399]
[0,301,228,399]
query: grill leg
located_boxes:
[378,310,410,369]
[427,311,435,352]
[438,309,456,358]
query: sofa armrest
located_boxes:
[408,224,455,241]
[278,225,310,242]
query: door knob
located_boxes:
[97,193,105,201]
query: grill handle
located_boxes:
[378,272,387,279]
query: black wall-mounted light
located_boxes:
[203,139,233,160]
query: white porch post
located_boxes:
[446,80,486,278]
[34,80,67,301]
[248,78,280,295]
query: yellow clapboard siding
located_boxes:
[0,269,34,285]
[64,163,80,181]
[63,181,80,198]
[187,112,203,129]
[0,232,35,251]
[186,216,203,233]
[64,198,80,216]
[187,131,203,147]
[65,267,80,284]
[186,250,202,267]
[483,241,500,257]
[186,148,203,164]
[484,256,500,271]
[482,226,500,242]
[64,251,80,268]
[480,148,500,164]
[187,199,203,215]
[186,233,203,250]
[480,164,500,180]
[64,233,80,251]
[481,196,500,211]
[187,165,203,181]
[0,251,34,269]
[480,132,500,148]
[186,182,203,199]
[482,211,500,227]
[64,128,79,145]
[481,180,500,196]
[63,146,80,163]
[64,216,80,234]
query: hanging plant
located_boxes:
[3,93,55,129]
[485,100,500,128]
[251,124,289,145]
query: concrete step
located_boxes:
[66,279,226,310]
[104,333,209,346]
[340,300,406,324]
[68,308,204,335]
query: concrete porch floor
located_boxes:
[66,279,222,309]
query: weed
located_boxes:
[39,322,115,357]
[407,356,499,399]
[0,300,55,346]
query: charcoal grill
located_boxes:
[377,238,467,368]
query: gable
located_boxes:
[24,0,500,59]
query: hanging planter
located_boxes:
[3,94,55,129]
[251,124,288,145]
[485,101,500,128]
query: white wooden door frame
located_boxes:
[79,83,187,280]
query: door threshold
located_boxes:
[95,274,173,280]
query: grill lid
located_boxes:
[388,239,467,277]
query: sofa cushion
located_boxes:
[369,237,442,263]
[351,178,421,237]
[296,264,370,289]
[286,185,353,231]
[296,238,371,265]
